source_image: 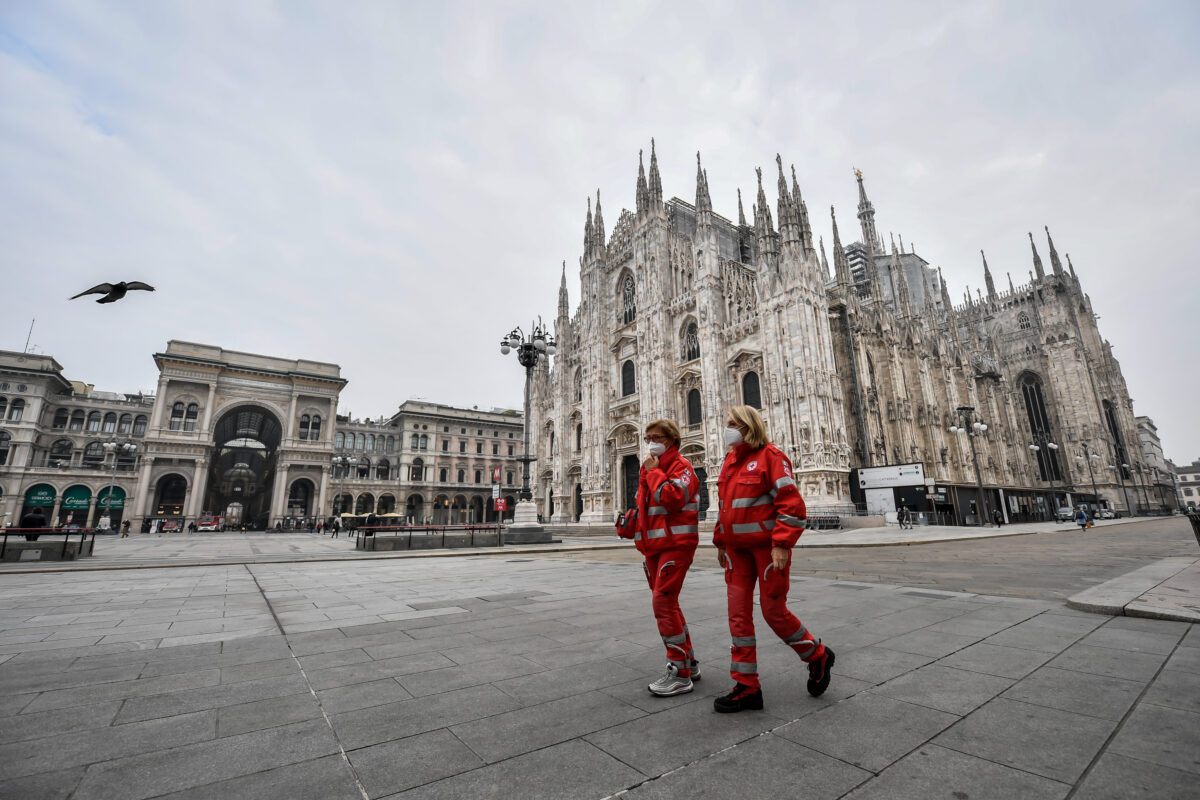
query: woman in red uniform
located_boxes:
[712,405,835,712]
[616,419,702,696]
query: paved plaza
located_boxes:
[0,525,1197,798]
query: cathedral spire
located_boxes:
[635,149,648,217]
[890,233,912,315]
[831,206,852,287]
[737,188,747,226]
[584,197,593,256]
[695,152,712,216]
[855,167,882,253]
[982,249,996,300]
[1007,271,1015,294]
[753,166,777,257]
[1029,231,1045,280]
[939,267,953,313]
[819,236,830,279]
[776,155,798,247]
[557,261,569,318]
[648,138,663,208]
[1045,225,1064,275]
[593,190,605,249]
[793,164,814,253]
[1066,252,1077,279]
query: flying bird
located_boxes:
[69,281,156,304]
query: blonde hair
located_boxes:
[645,419,681,447]
[727,405,770,449]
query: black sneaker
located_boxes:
[806,645,835,697]
[690,660,701,681]
[713,683,764,713]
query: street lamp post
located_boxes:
[1028,431,1060,521]
[101,441,137,532]
[949,406,991,526]
[500,320,556,535]
[1075,443,1102,511]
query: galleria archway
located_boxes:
[204,405,283,530]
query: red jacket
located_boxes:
[616,446,700,555]
[713,442,806,550]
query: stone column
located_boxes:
[286,394,298,442]
[200,382,217,434]
[190,460,209,518]
[317,468,329,520]
[272,464,291,523]
[133,456,156,524]
[327,397,337,443]
[51,496,63,527]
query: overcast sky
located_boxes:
[2,1,1197,464]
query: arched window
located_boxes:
[70,410,85,431]
[83,441,105,467]
[335,432,345,448]
[573,370,583,403]
[102,412,117,433]
[549,431,555,455]
[168,402,184,431]
[376,435,385,452]
[621,360,636,397]
[457,469,465,483]
[506,471,514,485]
[742,372,762,409]
[419,434,428,450]
[1017,311,1031,330]
[49,438,73,467]
[682,322,700,361]
[1019,373,1061,482]
[299,414,311,440]
[184,403,199,431]
[53,409,69,429]
[687,388,702,426]
[356,458,370,479]
[367,434,376,451]
[411,457,425,482]
[439,467,448,482]
[375,458,390,480]
[0,431,10,466]
[310,414,322,440]
[133,415,148,435]
[576,423,582,452]
[118,413,132,434]
[0,399,6,419]
[4,399,20,421]
[356,433,365,450]
[474,470,482,484]
[87,411,102,431]
[386,435,395,452]
[411,433,420,450]
[621,274,636,324]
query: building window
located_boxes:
[442,440,449,452]
[357,458,370,479]
[133,415,147,435]
[184,403,199,432]
[420,434,428,450]
[549,431,556,455]
[439,468,448,482]
[1185,488,1193,496]
[411,434,419,450]
[474,470,482,484]
[687,388,702,426]
[492,443,499,455]
[621,274,636,325]
[457,469,465,483]
[574,370,583,403]
[1020,372,1062,482]
[6,399,21,422]
[0,431,10,465]
[507,445,514,456]
[476,442,483,454]
[621,360,635,397]
[576,424,582,451]
[0,399,6,419]
[310,414,322,440]
[742,372,761,409]
[385,435,394,452]
[102,412,117,433]
[53,409,69,429]
[118,413,133,434]
[682,322,700,361]
[336,432,345,448]
[88,410,102,432]
[459,442,466,453]
[299,414,311,440]
[411,458,425,482]
[506,471,513,485]
[70,410,85,431]
[375,459,390,480]
[1018,312,1031,330]
[356,433,366,450]
[367,434,376,451]
[83,441,105,467]
[49,438,72,467]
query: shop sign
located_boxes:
[23,484,56,506]
[97,487,126,510]
[858,463,926,489]
[61,486,92,510]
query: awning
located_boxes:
[97,487,127,510]
[23,484,55,507]
[61,485,92,510]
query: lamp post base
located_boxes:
[504,499,550,543]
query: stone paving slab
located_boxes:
[0,554,1195,798]
[1068,556,1199,621]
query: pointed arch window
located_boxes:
[621,360,636,397]
[621,275,636,325]
[1017,312,1031,330]
[1019,372,1061,482]
[183,403,199,431]
[687,388,702,426]
[742,372,762,409]
[575,423,582,452]
[573,369,583,403]
[168,403,185,431]
[1104,400,1130,479]
[682,322,700,361]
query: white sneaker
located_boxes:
[648,663,694,696]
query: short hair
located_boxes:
[727,405,770,449]
[644,419,681,447]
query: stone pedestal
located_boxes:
[504,500,551,543]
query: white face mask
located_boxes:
[646,442,667,457]
[723,427,744,447]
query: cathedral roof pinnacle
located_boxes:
[695,152,712,215]
[1045,225,1064,275]
[1029,231,1045,279]
[593,189,605,248]
[636,149,648,215]
[737,188,747,226]
[648,138,662,206]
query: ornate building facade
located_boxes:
[532,143,1165,524]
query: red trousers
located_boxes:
[724,546,824,689]
[643,548,696,678]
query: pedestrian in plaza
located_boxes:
[897,506,910,529]
[992,507,1004,526]
[713,405,835,713]
[19,506,47,542]
[121,519,130,538]
[1074,506,1089,531]
[616,418,703,697]
[330,517,340,538]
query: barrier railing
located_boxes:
[1,528,97,560]
[354,523,504,551]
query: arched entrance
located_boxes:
[433,494,450,525]
[59,485,91,527]
[470,496,484,523]
[205,405,283,531]
[288,479,314,518]
[406,493,425,524]
[377,494,396,515]
[574,484,583,522]
[621,455,639,510]
[97,487,126,529]
[356,493,375,515]
[452,494,468,524]
[154,474,188,519]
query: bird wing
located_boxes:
[70,283,114,300]
[125,282,156,292]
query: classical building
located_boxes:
[1177,460,1200,510]
[0,342,522,530]
[531,142,1162,524]
[1134,416,1177,512]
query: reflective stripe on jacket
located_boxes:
[616,446,700,555]
[713,442,806,550]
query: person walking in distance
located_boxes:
[712,405,835,713]
[616,419,703,696]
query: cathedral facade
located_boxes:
[531,143,1161,525]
